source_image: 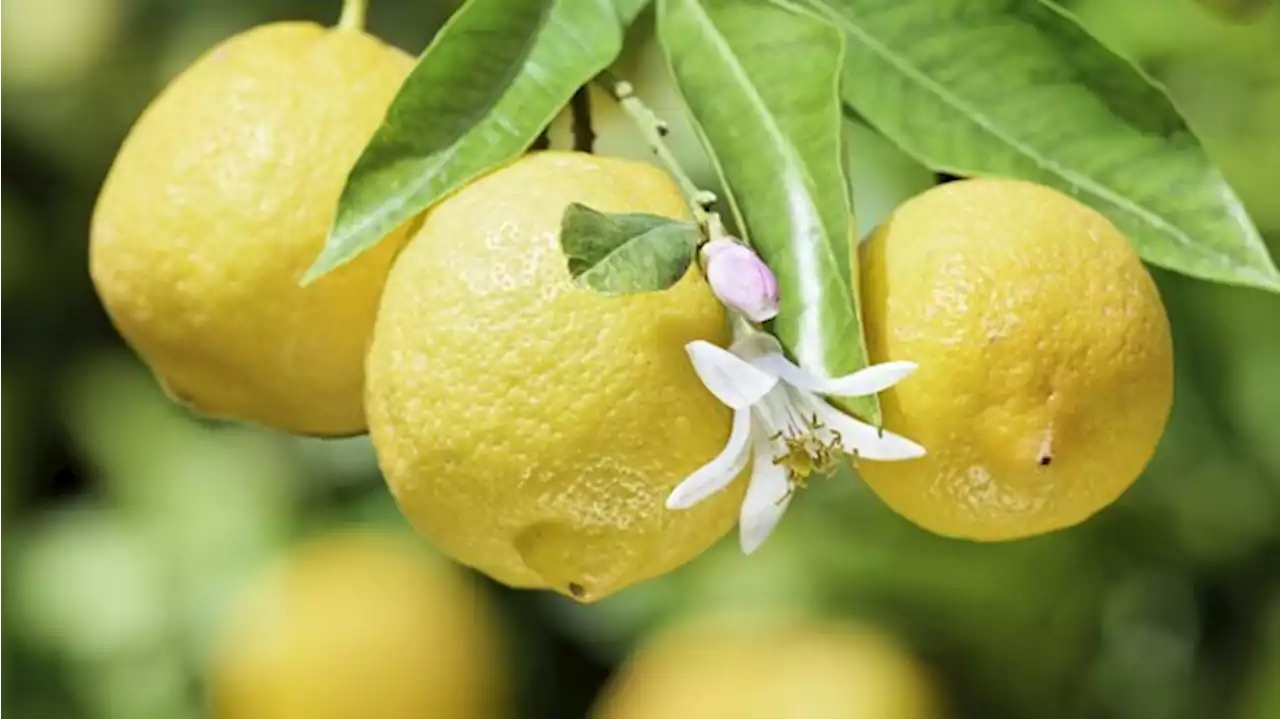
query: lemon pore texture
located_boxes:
[90,23,413,436]
[593,619,943,719]
[859,179,1173,540]
[209,531,505,719]
[365,152,743,602]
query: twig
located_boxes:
[594,70,721,235]
[570,86,595,153]
[338,0,367,30]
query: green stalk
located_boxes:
[338,0,368,31]
[594,71,725,239]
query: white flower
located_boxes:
[667,326,925,554]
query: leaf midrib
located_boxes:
[336,3,620,250]
[332,0,551,248]
[677,0,857,304]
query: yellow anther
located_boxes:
[769,414,847,504]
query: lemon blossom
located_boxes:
[668,326,925,553]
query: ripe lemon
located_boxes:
[209,531,506,719]
[1,0,121,90]
[364,151,742,603]
[592,617,944,719]
[90,22,413,436]
[858,179,1174,540]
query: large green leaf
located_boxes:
[613,0,654,24]
[658,0,879,422]
[305,0,623,282]
[814,0,1280,292]
[1191,0,1274,25]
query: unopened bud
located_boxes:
[702,238,780,322]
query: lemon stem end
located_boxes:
[1037,429,1055,466]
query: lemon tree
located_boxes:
[88,0,1280,598]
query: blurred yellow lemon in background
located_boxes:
[90,22,413,436]
[859,179,1174,540]
[592,616,944,719]
[365,151,742,603]
[209,531,505,719]
[1,0,121,89]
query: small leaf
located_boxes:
[658,0,879,421]
[304,0,623,283]
[561,203,702,294]
[815,0,1280,292]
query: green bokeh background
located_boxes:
[3,0,1279,717]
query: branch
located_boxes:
[594,71,720,234]
[570,86,595,153]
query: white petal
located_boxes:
[738,440,793,555]
[811,398,926,461]
[666,409,754,509]
[686,341,779,410]
[754,352,918,398]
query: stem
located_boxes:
[570,86,595,153]
[338,0,367,30]
[594,70,719,233]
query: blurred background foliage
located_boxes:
[3,0,1280,717]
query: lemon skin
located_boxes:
[90,23,413,436]
[208,531,506,719]
[592,617,944,719]
[858,179,1174,540]
[365,151,744,603]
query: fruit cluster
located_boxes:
[91,20,1174,605]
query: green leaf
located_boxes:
[561,203,702,294]
[814,0,1280,293]
[304,0,624,283]
[1191,0,1273,25]
[614,0,654,25]
[657,0,879,421]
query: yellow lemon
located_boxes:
[858,179,1174,540]
[1,0,121,89]
[90,22,413,436]
[365,151,742,603]
[592,617,944,719]
[209,531,505,719]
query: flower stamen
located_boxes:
[769,413,847,497]
[671,327,926,555]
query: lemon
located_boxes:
[858,179,1174,540]
[364,151,742,603]
[209,531,505,719]
[1,0,121,89]
[592,616,944,719]
[90,22,413,436]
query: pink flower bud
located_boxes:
[703,238,780,322]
